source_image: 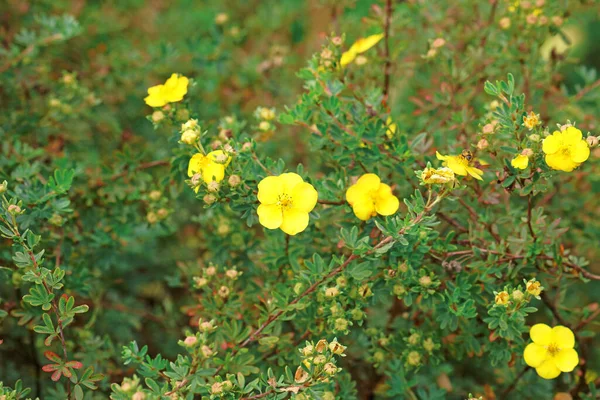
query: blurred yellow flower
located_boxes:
[386,117,397,139]
[542,127,590,172]
[511,154,529,170]
[144,73,189,107]
[436,150,484,180]
[257,173,318,235]
[421,167,455,184]
[188,150,231,189]
[495,291,509,305]
[340,33,384,68]
[345,173,399,221]
[523,111,541,131]
[524,324,578,379]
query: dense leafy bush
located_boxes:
[1,1,600,399]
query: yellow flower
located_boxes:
[188,151,231,189]
[340,33,384,67]
[523,111,541,131]
[511,154,529,170]
[256,173,318,236]
[421,167,455,184]
[542,127,590,172]
[495,291,509,305]
[436,150,484,181]
[526,279,543,296]
[386,117,397,139]
[144,73,189,107]
[345,174,400,221]
[524,324,579,379]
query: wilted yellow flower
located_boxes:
[523,111,541,130]
[421,167,456,184]
[436,150,484,180]
[345,173,400,221]
[329,340,346,355]
[524,324,579,379]
[495,291,510,305]
[542,127,590,172]
[257,173,318,235]
[188,151,231,189]
[144,73,189,107]
[511,154,529,170]
[340,33,384,67]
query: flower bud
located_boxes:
[586,136,599,147]
[157,208,168,219]
[224,144,234,154]
[146,212,158,224]
[332,36,343,46]
[207,181,220,192]
[241,142,253,152]
[313,355,326,365]
[482,123,495,134]
[258,121,271,131]
[215,13,229,25]
[194,277,208,288]
[315,339,328,353]
[7,204,21,215]
[423,338,435,352]
[323,392,335,400]
[432,38,446,48]
[211,382,223,395]
[336,276,347,288]
[294,282,304,295]
[259,108,276,121]
[49,213,64,226]
[334,318,348,332]
[203,194,217,205]
[373,350,385,363]
[521,148,534,157]
[225,269,238,279]
[0,181,7,194]
[149,190,161,201]
[199,320,215,332]
[329,340,346,355]
[151,111,164,123]
[529,134,541,142]
[218,286,230,298]
[552,16,563,26]
[351,308,364,320]
[228,175,241,187]
[393,284,406,296]
[205,266,217,276]
[419,276,432,287]
[325,287,340,297]
[184,336,197,347]
[201,345,214,357]
[407,351,421,366]
[408,333,421,345]
[323,362,338,375]
[181,129,199,145]
[301,343,314,356]
[176,109,190,121]
[512,290,524,301]
[499,17,511,29]
[477,139,489,150]
[355,55,368,65]
[132,392,146,400]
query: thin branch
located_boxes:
[382,0,393,103]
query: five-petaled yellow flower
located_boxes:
[188,151,231,190]
[542,127,590,172]
[257,173,318,236]
[340,34,384,68]
[524,323,579,379]
[345,174,400,221]
[511,154,529,170]
[436,150,484,181]
[144,73,189,107]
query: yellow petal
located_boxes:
[536,359,562,379]
[445,158,468,176]
[188,154,206,177]
[523,343,547,368]
[345,184,368,206]
[563,126,582,145]
[545,152,577,172]
[166,76,189,103]
[280,209,309,235]
[542,133,560,154]
[340,50,357,67]
[352,199,376,221]
[144,85,166,107]
[435,151,448,161]
[571,140,590,163]
[279,173,304,192]
[466,166,484,180]
[164,73,180,88]
[349,33,384,54]
[355,174,381,192]
[511,154,529,170]
[375,184,399,216]
[257,204,283,229]
[530,324,552,346]
[257,176,283,205]
[291,182,318,212]
[551,326,575,349]
[202,163,225,183]
[554,348,578,372]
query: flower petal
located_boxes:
[257,204,283,229]
[564,127,582,145]
[554,348,578,372]
[280,209,309,235]
[536,359,562,380]
[258,176,283,205]
[571,140,590,163]
[280,173,304,192]
[523,343,547,368]
[545,152,577,172]
[466,166,484,180]
[375,184,399,216]
[340,50,357,67]
[551,326,575,349]
[530,324,552,346]
[291,182,318,212]
[188,154,206,177]
[346,184,368,206]
[542,133,560,155]
[202,163,225,183]
[352,199,376,221]
[350,33,384,54]
[445,158,468,176]
[355,174,381,192]
[435,151,448,161]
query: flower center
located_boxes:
[560,147,572,158]
[546,342,560,357]
[277,193,293,210]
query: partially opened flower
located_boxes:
[345,173,400,221]
[436,150,484,180]
[511,154,529,170]
[257,173,318,235]
[542,127,590,172]
[144,73,189,107]
[420,167,455,185]
[340,33,384,67]
[524,323,578,379]
[188,150,231,191]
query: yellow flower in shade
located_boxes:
[345,174,400,221]
[511,154,529,170]
[526,279,543,297]
[144,73,189,107]
[495,291,509,305]
[257,173,318,236]
[420,167,455,185]
[522,111,541,131]
[386,117,397,139]
[542,127,590,172]
[436,150,484,181]
[524,324,579,379]
[340,33,384,67]
[188,151,231,189]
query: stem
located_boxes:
[382,0,393,103]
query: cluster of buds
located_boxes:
[494,278,544,308]
[209,380,233,396]
[295,339,346,385]
[193,264,240,300]
[254,107,277,134]
[113,376,142,396]
[401,330,438,369]
[180,118,201,146]
[146,208,169,224]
